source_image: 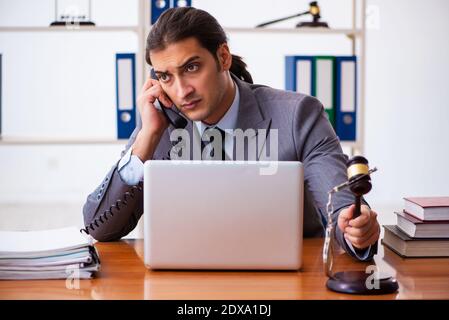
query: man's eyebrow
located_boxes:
[176,56,201,70]
[153,56,201,75]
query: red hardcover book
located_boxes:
[403,196,449,221]
[395,211,449,238]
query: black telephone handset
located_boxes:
[150,69,188,129]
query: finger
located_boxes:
[338,204,355,221]
[353,224,380,249]
[141,77,159,92]
[142,85,173,108]
[337,204,355,231]
[338,205,354,231]
[345,222,380,249]
[159,93,174,108]
[148,83,173,107]
[345,220,372,238]
[349,206,371,228]
[346,209,379,237]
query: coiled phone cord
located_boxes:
[80,184,143,235]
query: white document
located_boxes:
[0,226,91,257]
[0,249,92,266]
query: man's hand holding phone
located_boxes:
[132,77,173,162]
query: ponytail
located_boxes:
[230,55,253,84]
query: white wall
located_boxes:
[0,0,448,224]
[364,0,449,208]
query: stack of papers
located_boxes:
[0,226,100,280]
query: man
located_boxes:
[82,7,380,261]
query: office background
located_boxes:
[0,0,448,236]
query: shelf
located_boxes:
[0,137,128,145]
[0,26,140,33]
[224,27,362,37]
[0,26,362,37]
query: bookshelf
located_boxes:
[0,0,366,155]
[224,27,362,36]
[0,26,140,33]
[0,0,148,146]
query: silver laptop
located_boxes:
[143,160,304,270]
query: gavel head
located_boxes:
[346,156,372,196]
[309,1,321,17]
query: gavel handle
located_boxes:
[354,195,361,218]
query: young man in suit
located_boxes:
[82,7,380,261]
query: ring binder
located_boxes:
[116,53,137,139]
[335,56,357,141]
[81,184,143,235]
[150,0,192,25]
[285,55,315,96]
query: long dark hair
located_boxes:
[145,7,253,84]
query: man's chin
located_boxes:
[181,109,209,122]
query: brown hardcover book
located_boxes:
[403,196,449,221]
[395,211,449,238]
[381,225,449,258]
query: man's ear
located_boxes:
[216,43,232,71]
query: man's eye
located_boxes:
[186,64,199,72]
[158,74,169,82]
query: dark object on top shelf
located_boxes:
[50,20,95,26]
[256,1,329,28]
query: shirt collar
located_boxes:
[194,81,240,136]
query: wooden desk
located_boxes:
[1,239,448,299]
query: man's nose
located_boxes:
[175,78,194,100]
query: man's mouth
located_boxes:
[182,99,201,110]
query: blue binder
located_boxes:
[285,56,315,96]
[335,56,357,141]
[115,53,137,140]
[150,0,171,25]
[151,0,191,25]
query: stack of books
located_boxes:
[0,226,100,280]
[382,197,449,258]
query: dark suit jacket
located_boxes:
[82,75,377,261]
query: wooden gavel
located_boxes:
[346,156,372,219]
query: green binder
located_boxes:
[313,56,336,128]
